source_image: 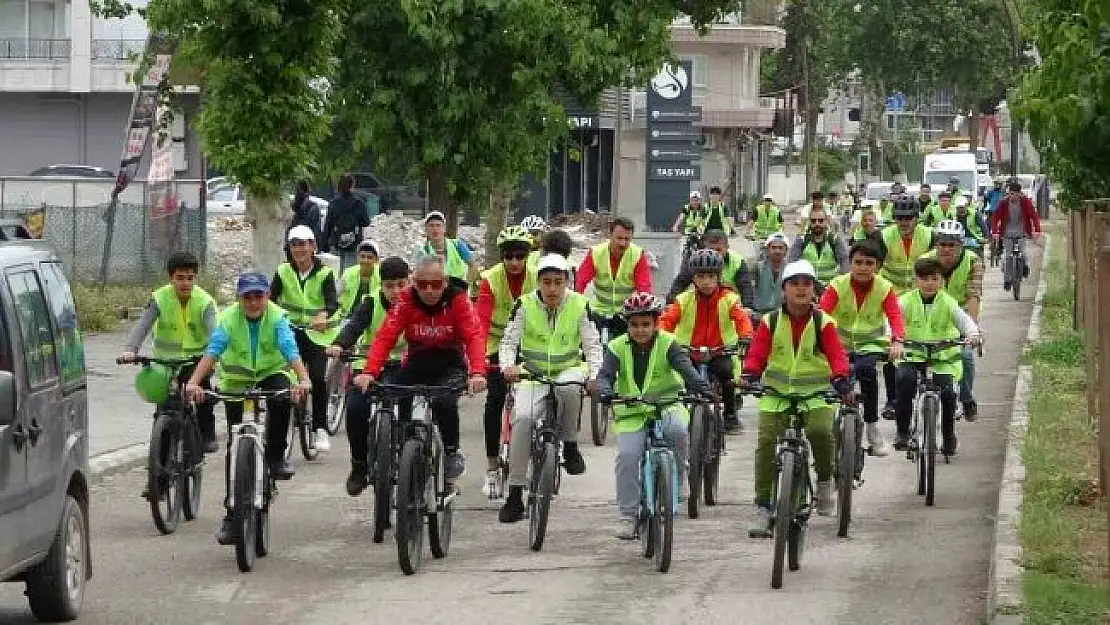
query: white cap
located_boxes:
[955,195,969,208]
[762,193,774,201]
[424,211,446,224]
[764,232,789,248]
[536,253,570,274]
[689,190,702,200]
[287,225,315,242]
[781,260,817,283]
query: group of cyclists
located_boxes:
[117,171,1040,548]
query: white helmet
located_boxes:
[520,215,547,231]
[536,253,570,275]
[781,260,817,284]
[934,219,965,242]
[764,232,789,248]
[954,195,969,208]
[689,190,702,200]
[762,193,774,202]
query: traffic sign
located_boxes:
[649,147,700,161]
[649,164,701,180]
[885,92,905,112]
[649,128,701,142]
[649,108,702,123]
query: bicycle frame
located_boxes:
[207,388,292,510]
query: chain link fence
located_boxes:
[0,178,207,283]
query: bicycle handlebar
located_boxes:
[516,374,589,389]
[687,341,750,361]
[365,381,468,398]
[203,388,293,402]
[740,384,842,404]
[117,355,202,367]
[600,392,712,407]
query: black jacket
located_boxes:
[321,192,370,253]
[290,193,322,240]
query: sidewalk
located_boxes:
[84,327,153,459]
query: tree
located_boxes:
[1014,0,1110,206]
[94,0,346,276]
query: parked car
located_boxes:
[27,165,115,179]
[205,176,229,195]
[314,171,423,214]
[861,181,895,209]
[0,221,91,621]
[205,184,329,220]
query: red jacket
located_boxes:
[574,246,653,294]
[743,308,850,379]
[364,285,486,377]
[990,195,1042,237]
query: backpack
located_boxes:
[765,309,825,356]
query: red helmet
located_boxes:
[621,292,663,318]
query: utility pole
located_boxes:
[1002,0,1021,175]
[612,85,623,215]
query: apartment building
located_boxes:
[0,0,200,176]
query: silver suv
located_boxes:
[0,221,90,621]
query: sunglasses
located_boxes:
[415,279,446,290]
[503,252,528,261]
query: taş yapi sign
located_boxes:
[644,61,702,230]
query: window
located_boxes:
[7,270,57,386]
[209,185,240,201]
[38,263,83,386]
[676,54,709,90]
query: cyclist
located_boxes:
[749,193,784,243]
[741,260,854,528]
[497,254,602,522]
[984,178,1005,217]
[521,215,547,275]
[183,272,312,545]
[818,240,905,456]
[921,220,985,421]
[671,190,708,236]
[337,239,381,317]
[595,292,711,539]
[879,196,934,294]
[270,225,340,452]
[955,195,988,250]
[704,185,733,236]
[892,258,982,455]
[851,208,882,246]
[917,183,936,216]
[990,180,1043,292]
[836,190,856,232]
[355,253,488,480]
[751,233,790,324]
[411,211,479,290]
[945,175,967,202]
[576,216,651,337]
[786,206,849,291]
[326,257,410,496]
[120,251,219,454]
[475,226,536,496]
[529,227,575,284]
[666,229,755,307]
[922,191,957,227]
[877,193,894,225]
[660,249,753,433]
[797,191,824,229]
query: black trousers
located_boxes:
[165,363,215,442]
[483,354,509,459]
[345,364,411,468]
[392,349,468,452]
[850,353,881,424]
[894,365,957,445]
[222,373,292,510]
[293,329,329,431]
[705,355,738,419]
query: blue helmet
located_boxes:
[236,272,270,295]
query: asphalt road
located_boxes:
[0,234,1040,625]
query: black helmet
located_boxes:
[687,248,724,273]
[892,196,920,218]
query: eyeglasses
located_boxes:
[503,252,528,261]
[415,279,446,290]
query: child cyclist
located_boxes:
[659,249,753,434]
[741,260,855,532]
[892,258,982,455]
[595,292,712,539]
[325,257,410,496]
[336,239,381,317]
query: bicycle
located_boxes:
[901,338,981,507]
[285,324,321,462]
[118,355,206,535]
[373,381,466,575]
[1000,235,1028,300]
[513,374,587,551]
[836,351,888,538]
[588,315,617,446]
[988,234,1002,268]
[743,385,845,589]
[323,351,354,436]
[346,360,405,544]
[202,386,297,573]
[601,394,694,573]
[486,386,513,501]
[685,342,747,519]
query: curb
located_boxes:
[987,233,1052,623]
[89,442,148,484]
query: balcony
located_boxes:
[0,38,70,59]
[91,39,145,60]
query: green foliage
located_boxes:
[1014,0,1110,207]
[761,0,857,112]
[71,283,150,333]
[816,147,850,185]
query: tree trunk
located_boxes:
[804,103,819,194]
[427,166,457,236]
[245,194,288,278]
[968,113,980,151]
[484,185,513,268]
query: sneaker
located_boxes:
[498,488,525,523]
[615,516,638,540]
[313,429,331,452]
[747,503,774,539]
[816,480,834,516]
[963,400,978,423]
[865,422,889,457]
[942,436,959,457]
[482,469,502,499]
[892,434,910,451]
[445,451,466,480]
[562,443,586,476]
[270,459,295,480]
[1003,280,1011,291]
[881,402,896,421]
[1022,263,1030,278]
[346,466,368,497]
[215,515,236,545]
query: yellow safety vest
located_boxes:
[518,291,587,377]
[827,274,892,354]
[880,224,933,293]
[759,310,834,413]
[800,238,841,284]
[421,239,468,282]
[150,284,216,359]
[338,264,380,317]
[753,204,781,240]
[275,262,340,346]
[351,296,406,370]
[609,331,689,433]
[589,242,643,316]
[921,249,978,309]
[217,301,290,389]
[900,289,963,379]
[481,263,535,355]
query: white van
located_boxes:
[923,152,978,195]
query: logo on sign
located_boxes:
[125,128,148,158]
[650,64,688,100]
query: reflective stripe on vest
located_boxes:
[671,289,740,347]
[150,284,215,358]
[880,224,932,292]
[276,262,340,346]
[921,249,978,308]
[589,242,642,316]
[518,292,587,376]
[828,274,891,354]
[422,239,468,281]
[800,239,840,283]
[338,264,380,316]
[683,204,706,232]
[217,301,288,388]
[900,289,963,377]
[610,331,687,433]
[753,205,780,239]
[481,263,534,355]
[762,310,833,394]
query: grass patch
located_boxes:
[71,282,152,333]
[1019,219,1109,624]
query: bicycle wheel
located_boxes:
[589,394,609,446]
[255,472,271,558]
[284,412,295,462]
[528,442,558,552]
[372,410,393,544]
[296,399,319,461]
[923,394,939,506]
[836,408,857,538]
[686,405,705,519]
[395,439,426,575]
[428,433,453,559]
[147,414,183,535]
[1012,262,1022,300]
[787,460,808,572]
[324,362,347,436]
[182,416,204,522]
[233,438,258,573]
[653,451,676,573]
[771,451,795,589]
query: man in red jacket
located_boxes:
[355,254,488,480]
[990,181,1043,291]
